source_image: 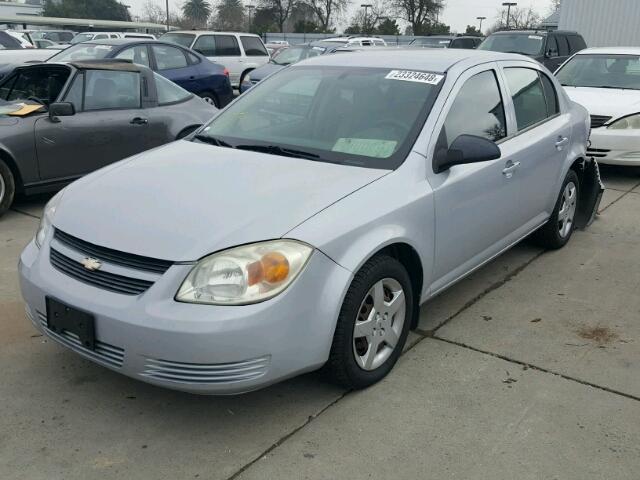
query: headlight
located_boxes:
[176,240,313,305]
[35,190,64,248]
[608,113,640,130]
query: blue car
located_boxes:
[48,39,234,107]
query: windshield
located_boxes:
[159,33,195,48]
[70,33,95,44]
[478,33,544,56]
[48,43,116,62]
[556,54,640,90]
[195,66,443,169]
[272,46,326,65]
[411,38,451,48]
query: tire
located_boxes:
[0,158,15,218]
[324,255,414,390]
[239,70,253,90]
[532,169,580,250]
[199,92,219,108]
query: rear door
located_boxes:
[193,34,243,86]
[35,69,150,180]
[149,44,197,91]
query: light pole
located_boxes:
[360,3,372,35]
[246,4,255,32]
[165,0,170,31]
[476,16,486,33]
[502,2,517,29]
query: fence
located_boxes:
[262,32,421,46]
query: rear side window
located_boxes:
[115,46,150,67]
[240,36,268,56]
[438,70,507,150]
[84,70,140,110]
[154,73,191,105]
[215,35,241,56]
[567,35,586,53]
[504,68,550,131]
[193,35,216,56]
[152,45,188,70]
[546,36,559,57]
[556,35,570,56]
[540,73,559,116]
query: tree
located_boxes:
[212,0,245,31]
[376,18,400,35]
[464,25,482,36]
[489,6,541,32]
[182,0,212,28]
[345,1,392,35]
[140,1,165,24]
[260,0,296,33]
[392,0,444,36]
[43,0,131,21]
[548,0,561,13]
[252,7,279,33]
[300,0,349,33]
[293,19,322,33]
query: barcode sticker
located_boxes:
[385,70,444,85]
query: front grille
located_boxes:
[587,147,611,158]
[54,229,173,274]
[142,356,270,384]
[37,311,125,368]
[590,115,612,128]
[50,248,153,295]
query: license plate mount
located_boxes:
[46,297,96,351]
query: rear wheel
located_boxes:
[532,169,580,249]
[0,158,15,217]
[324,255,413,389]
[199,91,219,108]
[239,70,253,89]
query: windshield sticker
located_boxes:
[6,103,44,116]
[332,138,397,158]
[528,35,543,40]
[93,45,112,50]
[385,70,444,85]
[439,41,450,44]
[0,104,23,115]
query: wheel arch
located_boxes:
[569,156,603,229]
[176,124,202,140]
[0,147,23,193]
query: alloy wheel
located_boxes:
[558,181,577,238]
[352,278,406,371]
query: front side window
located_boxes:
[556,54,640,90]
[196,66,443,169]
[438,70,506,152]
[556,36,570,56]
[214,35,241,56]
[193,35,216,56]
[241,36,268,56]
[479,34,544,56]
[49,43,116,62]
[64,72,84,110]
[152,45,188,70]
[115,46,150,67]
[504,68,549,131]
[83,70,140,110]
[154,73,192,105]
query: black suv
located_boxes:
[478,30,587,71]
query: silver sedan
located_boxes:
[20,49,597,394]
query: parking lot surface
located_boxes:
[1,166,639,479]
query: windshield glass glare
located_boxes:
[478,34,544,55]
[196,66,443,169]
[49,43,115,61]
[556,54,640,90]
[159,33,195,48]
[272,46,326,65]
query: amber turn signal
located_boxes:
[247,252,290,286]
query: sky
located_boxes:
[125,0,550,34]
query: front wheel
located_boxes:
[532,169,580,249]
[324,255,413,389]
[0,158,16,217]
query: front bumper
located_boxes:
[19,238,352,394]
[588,128,640,166]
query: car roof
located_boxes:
[42,60,147,72]
[166,30,260,37]
[491,29,581,36]
[79,38,154,46]
[576,47,640,55]
[298,48,529,73]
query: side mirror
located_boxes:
[434,134,501,174]
[49,102,75,122]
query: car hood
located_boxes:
[563,86,640,120]
[251,63,285,81]
[54,140,388,261]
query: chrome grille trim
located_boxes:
[142,356,270,384]
[50,248,153,295]
[37,311,125,368]
[54,229,173,274]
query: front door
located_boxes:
[426,65,524,294]
[35,69,150,181]
[193,34,244,86]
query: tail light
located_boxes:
[223,68,229,77]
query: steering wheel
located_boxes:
[26,96,44,105]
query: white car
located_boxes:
[159,31,269,88]
[70,32,155,45]
[5,30,34,48]
[556,47,640,166]
[321,36,387,47]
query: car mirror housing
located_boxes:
[434,134,501,173]
[49,102,75,122]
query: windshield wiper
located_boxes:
[193,134,234,148]
[592,85,639,90]
[236,144,321,161]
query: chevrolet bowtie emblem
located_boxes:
[80,257,102,271]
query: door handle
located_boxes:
[502,161,521,179]
[130,117,148,125]
[189,76,195,80]
[555,136,569,150]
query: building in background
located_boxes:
[559,0,640,47]
[0,0,44,18]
